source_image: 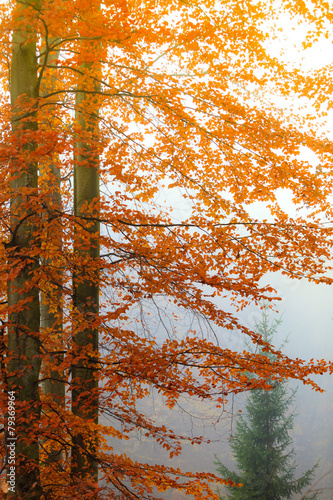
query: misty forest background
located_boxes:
[102,272,333,499]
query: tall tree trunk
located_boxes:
[39,40,65,470]
[71,53,100,487]
[7,1,41,498]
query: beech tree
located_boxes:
[7,0,41,497]
[71,17,101,487]
[0,0,333,499]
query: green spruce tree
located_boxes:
[215,307,318,500]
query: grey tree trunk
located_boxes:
[8,1,41,498]
[71,57,100,486]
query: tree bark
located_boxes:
[39,40,65,470]
[8,1,41,498]
[71,55,100,486]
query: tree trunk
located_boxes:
[7,1,41,498]
[39,40,65,470]
[71,54,100,487]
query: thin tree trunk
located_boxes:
[7,1,41,498]
[39,40,65,469]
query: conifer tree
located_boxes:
[215,308,318,500]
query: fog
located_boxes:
[101,272,333,499]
